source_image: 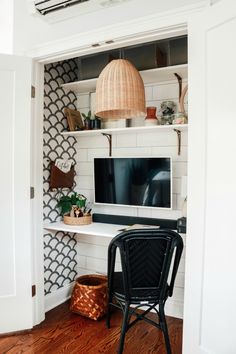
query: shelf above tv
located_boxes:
[61,124,187,156]
[61,123,188,137]
[61,64,188,94]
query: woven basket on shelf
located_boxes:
[63,215,92,225]
[70,274,108,320]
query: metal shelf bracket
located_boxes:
[174,129,181,155]
[102,133,112,156]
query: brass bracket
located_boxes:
[31,85,36,98]
[174,73,182,101]
[102,133,112,156]
[174,129,181,156]
[32,285,36,297]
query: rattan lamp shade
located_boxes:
[95,59,146,119]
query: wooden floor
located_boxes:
[0,301,182,354]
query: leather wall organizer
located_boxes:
[49,162,75,190]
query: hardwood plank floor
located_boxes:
[0,301,182,354]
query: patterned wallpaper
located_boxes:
[43,60,78,295]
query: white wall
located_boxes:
[0,0,14,54]
[184,1,236,353]
[72,79,188,319]
[76,80,188,221]
[13,0,207,55]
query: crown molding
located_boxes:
[27,1,209,62]
[29,0,132,24]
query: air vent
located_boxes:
[35,0,89,15]
[30,0,131,23]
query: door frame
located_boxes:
[31,60,45,325]
[184,1,236,353]
[31,2,208,327]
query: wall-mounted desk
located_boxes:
[44,220,183,241]
[44,219,185,319]
[44,221,128,238]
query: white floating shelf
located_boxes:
[44,221,127,238]
[62,77,97,94]
[140,64,188,85]
[61,64,188,94]
[44,221,185,238]
[61,124,188,137]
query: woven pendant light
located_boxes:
[95,59,146,119]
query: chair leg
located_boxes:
[106,303,112,329]
[117,303,130,354]
[159,303,172,354]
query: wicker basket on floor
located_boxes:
[70,274,108,320]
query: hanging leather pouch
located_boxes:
[49,162,74,189]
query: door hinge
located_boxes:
[30,187,35,199]
[31,85,35,98]
[32,285,36,297]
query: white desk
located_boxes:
[44,221,128,238]
[44,220,185,319]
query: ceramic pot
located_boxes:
[84,117,91,130]
[145,106,159,126]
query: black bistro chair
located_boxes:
[106,228,183,354]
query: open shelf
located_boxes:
[140,64,187,85]
[44,221,127,238]
[61,123,188,137]
[44,221,185,238]
[61,64,188,94]
[61,124,187,156]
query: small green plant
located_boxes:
[57,192,86,215]
[81,110,92,120]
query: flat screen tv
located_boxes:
[94,157,172,209]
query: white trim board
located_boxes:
[45,281,184,319]
[31,1,204,328]
[45,282,75,313]
[27,1,209,62]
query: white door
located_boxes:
[0,54,33,333]
[184,1,236,353]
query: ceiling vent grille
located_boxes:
[34,0,89,15]
[30,0,131,23]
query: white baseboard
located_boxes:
[44,281,183,319]
[44,282,75,313]
[140,300,183,320]
[165,299,183,319]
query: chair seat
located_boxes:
[113,272,169,303]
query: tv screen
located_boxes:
[94,157,172,209]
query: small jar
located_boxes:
[172,112,188,125]
[145,106,159,126]
[90,118,95,129]
[84,117,91,130]
[93,116,101,129]
[161,114,173,125]
[70,205,77,217]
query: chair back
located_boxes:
[108,228,183,301]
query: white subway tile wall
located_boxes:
[75,80,187,218]
[73,79,187,318]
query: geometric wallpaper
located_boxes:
[43,60,78,295]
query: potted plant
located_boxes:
[57,192,87,216]
[81,110,92,130]
[57,192,91,225]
